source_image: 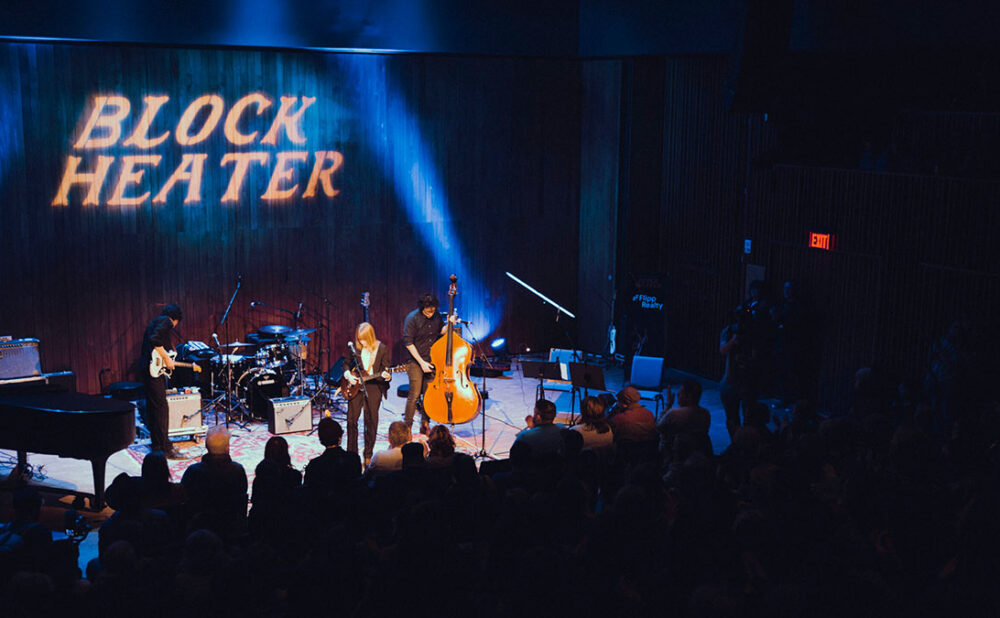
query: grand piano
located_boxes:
[0,391,136,509]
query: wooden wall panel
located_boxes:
[0,42,581,393]
[578,60,621,354]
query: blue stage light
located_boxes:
[340,55,501,340]
[490,337,506,349]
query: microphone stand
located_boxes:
[218,278,249,428]
[465,326,495,461]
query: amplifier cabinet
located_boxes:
[268,397,312,435]
[167,388,207,438]
[0,339,42,379]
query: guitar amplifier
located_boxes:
[167,387,207,438]
[0,339,42,379]
[267,397,312,435]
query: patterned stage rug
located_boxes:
[126,421,331,485]
[124,415,441,485]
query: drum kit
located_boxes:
[204,324,326,425]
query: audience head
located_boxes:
[105,473,142,513]
[318,417,344,448]
[205,425,231,455]
[427,424,456,457]
[580,396,610,432]
[388,421,411,448]
[679,378,703,406]
[264,436,292,467]
[745,402,771,429]
[12,487,42,523]
[618,386,641,408]
[533,398,557,425]
[508,440,533,467]
[401,442,426,469]
[563,428,584,458]
[141,450,171,488]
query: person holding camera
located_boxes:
[719,281,774,441]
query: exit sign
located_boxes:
[809,232,833,250]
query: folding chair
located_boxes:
[628,355,665,414]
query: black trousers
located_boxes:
[404,362,430,431]
[720,380,759,442]
[346,384,382,460]
[144,375,170,452]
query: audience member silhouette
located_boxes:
[180,425,248,542]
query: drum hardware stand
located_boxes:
[211,276,251,428]
[208,337,250,429]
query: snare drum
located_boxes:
[254,343,289,370]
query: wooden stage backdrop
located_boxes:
[0,42,582,394]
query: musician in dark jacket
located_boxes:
[141,303,183,458]
[341,323,391,466]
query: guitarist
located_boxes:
[342,322,391,466]
[140,303,184,459]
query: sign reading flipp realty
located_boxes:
[52,94,344,207]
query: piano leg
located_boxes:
[91,457,109,510]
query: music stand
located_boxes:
[520,360,564,401]
[568,362,606,425]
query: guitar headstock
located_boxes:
[361,292,370,308]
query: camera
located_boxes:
[63,509,90,544]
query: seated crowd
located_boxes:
[1,357,999,618]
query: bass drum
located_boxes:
[238,367,288,419]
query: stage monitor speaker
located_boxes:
[167,388,205,437]
[268,396,312,435]
[0,339,42,379]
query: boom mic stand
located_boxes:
[213,276,249,428]
[464,326,495,461]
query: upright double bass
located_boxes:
[423,275,481,425]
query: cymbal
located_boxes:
[282,328,316,338]
[219,341,253,348]
[210,354,248,364]
[258,325,292,335]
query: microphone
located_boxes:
[212,333,221,347]
[250,301,260,309]
[347,341,355,351]
[296,301,303,321]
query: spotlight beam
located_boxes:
[505,271,575,319]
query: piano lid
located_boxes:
[0,392,134,415]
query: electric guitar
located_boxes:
[149,349,203,379]
[337,364,407,400]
